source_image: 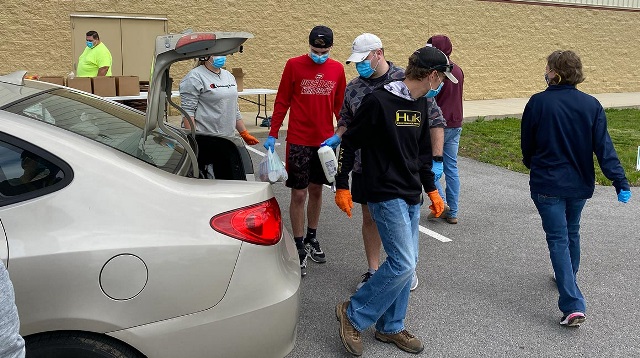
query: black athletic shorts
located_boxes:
[285,143,330,189]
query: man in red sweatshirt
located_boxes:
[427,35,465,224]
[264,25,346,276]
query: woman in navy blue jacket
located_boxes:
[521,50,632,328]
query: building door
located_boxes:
[71,14,167,81]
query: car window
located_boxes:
[2,88,186,173]
[0,141,64,198]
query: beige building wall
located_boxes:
[1,0,638,103]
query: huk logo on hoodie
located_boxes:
[395,110,421,126]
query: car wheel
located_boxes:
[25,331,144,358]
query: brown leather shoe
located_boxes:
[446,217,458,224]
[336,301,363,356]
[375,329,424,354]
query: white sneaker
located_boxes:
[410,271,418,291]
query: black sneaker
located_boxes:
[260,117,271,127]
[299,249,308,276]
[560,312,585,327]
[304,237,326,263]
[295,242,308,276]
[356,271,374,291]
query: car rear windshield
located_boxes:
[2,88,186,173]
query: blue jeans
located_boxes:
[346,198,420,334]
[435,127,462,218]
[531,192,587,315]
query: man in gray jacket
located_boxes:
[1,262,25,358]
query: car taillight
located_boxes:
[175,33,217,53]
[210,197,282,246]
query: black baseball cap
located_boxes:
[309,25,333,48]
[413,46,458,83]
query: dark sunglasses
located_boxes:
[431,64,454,73]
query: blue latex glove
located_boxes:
[432,160,443,181]
[618,189,631,203]
[264,136,276,153]
[322,134,341,150]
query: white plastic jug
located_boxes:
[318,144,338,183]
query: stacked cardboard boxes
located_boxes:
[61,76,140,97]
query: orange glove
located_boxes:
[427,190,445,218]
[239,130,259,145]
[335,189,354,218]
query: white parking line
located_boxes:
[246,145,267,156]
[247,145,452,243]
[419,225,452,242]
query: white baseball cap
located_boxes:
[346,33,383,64]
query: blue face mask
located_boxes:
[212,56,226,68]
[86,41,94,49]
[424,82,444,98]
[310,52,329,64]
[356,60,375,78]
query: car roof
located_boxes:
[0,77,53,108]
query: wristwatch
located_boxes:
[433,156,444,162]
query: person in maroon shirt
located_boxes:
[264,26,346,276]
[427,35,465,224]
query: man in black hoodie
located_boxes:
[334,46,457,356]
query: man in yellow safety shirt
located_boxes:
[77,30,112,77]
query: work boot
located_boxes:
[335,301,363,356]
[375,329,424,354]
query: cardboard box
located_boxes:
[115,76,140,96]
[66,77,92,93]
[39,76,65,86]
[232,68,244,92]
[91,76,116,97]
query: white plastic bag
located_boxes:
[258,150,288,183]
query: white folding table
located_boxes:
[105,89,277,126]
[237,89,277,126]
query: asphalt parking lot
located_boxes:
[247,136,640,358]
